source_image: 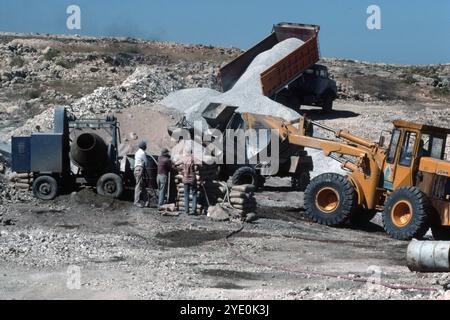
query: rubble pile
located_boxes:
[7,62,218,139]
[161,38,303,123]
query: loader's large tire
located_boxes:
[291,170,310,191]
[431,226,450,240]
[382,187,430,240]
[96,173,124,199]
[304,173,357,226]
[32,175,58,200]
[232,167,262,189]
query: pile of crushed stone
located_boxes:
[161,38,303,123]
[161,38,344,177]
[6,62,218,140]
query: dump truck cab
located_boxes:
[274,64,337,112]
[382,120,450,237]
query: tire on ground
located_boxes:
[232,167,262,189]
[382,187,430,240]
[96,173,124,199]
[304,173,357,226]
[32,175,58,200]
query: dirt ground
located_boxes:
[1,101,449,300]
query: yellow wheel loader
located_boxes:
[242,113,450,240]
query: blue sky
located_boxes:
[0,0,449,64]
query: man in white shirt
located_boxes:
[134,140,149,207]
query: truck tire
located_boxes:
[382,187,430,240]
[232,167,262,189]
[431,226,450,240]
[304,173,357,226]
[322,96,333,113]
[96,173,124,199]
[291,170,310,191]
[32,175,58,200]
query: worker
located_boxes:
[181,144,197,215]
[134,140,149,208]
[157,148,172,208]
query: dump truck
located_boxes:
[246,113,449,240]
[10,107,158,200]
[219,22,337,112]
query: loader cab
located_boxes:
[383,120,450,191]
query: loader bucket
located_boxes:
[201,103,238,128]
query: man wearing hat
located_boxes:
[157,147,172,207]
[134,140,149,207]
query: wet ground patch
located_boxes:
[155,229,230,248]
[200,269,262,281]
[212,282,245,290]
[155,228,266,248]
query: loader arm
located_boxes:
[240,112,386,209]
[286,120,387,209]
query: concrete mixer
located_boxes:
[10,107,147,200]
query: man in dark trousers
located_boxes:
[157,148,172,208]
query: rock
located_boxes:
[207,205,230,221]
[244,212,258,223]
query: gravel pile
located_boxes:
[161,38,345,177]
[161,38,304,123]
[0,227,146,267]
[7,62,218,139]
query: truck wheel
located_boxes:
[322,96,333,113]
[96,173,124,199]
[304,173,357,226]
[291,170,310,191]
[232,167,262,189]
[431,226,450,240]
[382,187,430,240]
[33,175,58,200]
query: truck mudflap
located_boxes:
[219,22,320,95]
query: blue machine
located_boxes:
[11,107,123,200]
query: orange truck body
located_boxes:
[219,22,320,97]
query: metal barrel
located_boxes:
[407,240,450,272]
[70,132,108,171]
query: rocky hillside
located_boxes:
[324,58,450,104]
[0,32,449,141]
